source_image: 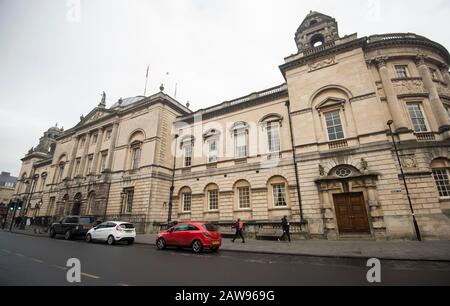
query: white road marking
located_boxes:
[15,253,25,257]
[81,272,100,279]
[1,249,11,253]
[52,265,68,271]
[30,258,44,264]
[117,283,130,286]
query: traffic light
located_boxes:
[16,200,23,211]
[8,202,14,211]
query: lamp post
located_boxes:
[167,134,179,224]
[387,120,422,241]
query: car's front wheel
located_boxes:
[49,228,56,239]
[86,234,92,243]
[64,230,72,240]
[107,235,115,245]
[156,238,166,250]
[192,240,203,253]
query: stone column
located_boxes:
[416,55,450,132]
[79,133,92,176]
[91,128,104,174]
[106,122,119,171]
[67,136,80,178]
[374,57,409,132]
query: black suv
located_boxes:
[49,216,98,240]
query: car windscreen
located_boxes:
[203,224,218,232]
[79,217,94,224]
[120,223,135,229]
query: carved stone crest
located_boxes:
[401,154,417,168]
[309,57,336,72]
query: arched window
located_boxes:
[87,192,96,215]
[311,34,325,47]
[128,130,144,170]
[267,176,289,208]
[179,187,192,212]
[234,180,251,209]
[205,184,219,211]
[260,114,283,158]
[431,158,450,198]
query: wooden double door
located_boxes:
[333,192,370,234]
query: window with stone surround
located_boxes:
[238,187,250,209]
[407,103,428,132]
[131,146,141,170]
[183,192,192,212]
[207,138,218,163]
[429,68,438,80]
[74,158,81,177]
[433,169,450,198]
[324,110,345,141]
[123,188,134,214]
[184,144,192,167]
[105,129,112,141]
[431,158,450,198]
[85,155,94,175]
[99,151,108,172]
[395,65,409,78]
[267,122,281,154]
[272,184,287,207]
[208,189,218,210]
[235,129,248,158]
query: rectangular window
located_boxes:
[105,130,112,141]
[58,165,65,183]
[183,192,192,212]
[74,158,81,177]
[79,138,86,149]
[235,130,247,158]
[395,65,409,78]
[325,111,345,141]
[184,145,192,167]
[432,169,450,198]
[267,122,281,153]
[131,147,141,170]
[429,68,438,80]
[86,155,93,175]
[407,103,428,132]
[208,190,218,210]
[91,134,98,145]
[124,189,134,214]
[99,151,108,172]
[238,187,250,209]
[272,184,287,207]
[48,197,56,216]
[208,139,218,163]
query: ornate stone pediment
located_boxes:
[315,97,346,112]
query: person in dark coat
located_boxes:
[231,219,245,243]
[278,216,291,242]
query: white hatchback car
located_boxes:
[86,221,136,245]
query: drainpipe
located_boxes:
[167,134,179,224]
[285,101,305,226]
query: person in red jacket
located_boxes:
[232,219,245,243]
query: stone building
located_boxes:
[13,11,450,240]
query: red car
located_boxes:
[156,222,222,253]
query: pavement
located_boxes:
[1,230,450,286]
[5,226,450,262]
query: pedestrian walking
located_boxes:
[231,219,245,243]
[278,216,291,242]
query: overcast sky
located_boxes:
[1,0,449,176]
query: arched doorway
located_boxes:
[72,193,82,215]
[315,164,380,239]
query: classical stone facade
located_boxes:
[12,11,450,240]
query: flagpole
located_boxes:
[144,65,149,96]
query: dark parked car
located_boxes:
[49,216,97,240]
